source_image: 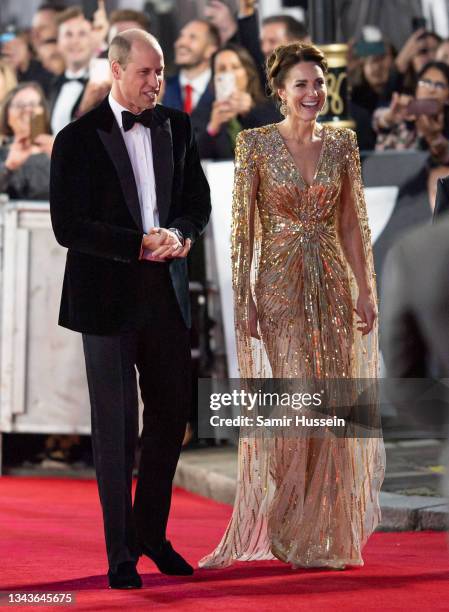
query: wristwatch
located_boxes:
[168,227,185,246]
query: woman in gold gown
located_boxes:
[200,43,385,570]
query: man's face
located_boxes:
[112,41,164,113]
[31,9,58,48]
[37,41,65,75]
[58,16,93,70]
[174,21,216,69]
[261,22,289,59]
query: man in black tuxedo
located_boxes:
[50,29,211,589]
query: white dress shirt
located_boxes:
[108,92,159,237]
[51,68,88,135]
[179,68,211,110]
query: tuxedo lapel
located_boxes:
[96,99,144,232]
[151,107,173,228]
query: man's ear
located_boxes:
[110,60,121,80]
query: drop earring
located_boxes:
[280,99,289,117]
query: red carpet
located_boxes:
[1,477,448,611]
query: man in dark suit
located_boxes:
[381,216,449,378]
[50,29,211,589]
[163,20,219,141]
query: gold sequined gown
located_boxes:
[199,124,385,569]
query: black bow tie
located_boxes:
[122,109,153,132]
[62,74,88,85]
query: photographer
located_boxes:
[373,61,449,165]
[198,43,276,160]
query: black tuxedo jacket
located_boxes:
[50,97,211,334]
[48,73,87,126]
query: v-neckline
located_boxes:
[274,123,326,189]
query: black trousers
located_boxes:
[82,263,191,571]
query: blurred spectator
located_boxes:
[436,39,449,65]
[204,0,238,45]
[349,41,395,149]
[374,61,449,164]
[35,38,65,76]
[30,2,65,52]
[198,44,276,159]
[0,60,18,105]
[163,20,219,139]
[1,32,54,96]
[50,6,109,135]
[350,43,394,111]
[90,0,109,58]
[260,15,310,59]
[108,8,151,41]
[0,82,52,199]
[388,28,441,95]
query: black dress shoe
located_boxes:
[140,540,194,576]
[108,561,142,589]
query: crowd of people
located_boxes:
[0,1,449,204]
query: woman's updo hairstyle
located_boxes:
[266,42,328,102]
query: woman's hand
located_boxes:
[380,92,414,127]
[248,296,260,339]
[5,138,33,171]
[207,99,238,134]
[228,91,253,115]
[33,134,55,158]
[416,112,444,143]
[355,290,377,336]
[395,28,427,74]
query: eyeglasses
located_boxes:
[418,78,448,91]
[9,101,43,111]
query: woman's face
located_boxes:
[214,50,248,92]
[416,66,449,104]
[7,87,44,138]
[278,61,327,121]
[363,53,392,89]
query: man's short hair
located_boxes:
[262,15,308,41]
[56,6,86,28]
[189,19,220,49]
[108,30,161,69]
[37,2,66,12]
[109,9,151,32]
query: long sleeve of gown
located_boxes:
[231,129,259,378]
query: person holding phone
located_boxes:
[373,61,449,164]
[0,82,53,199]
[198,43,278,159]
[387,27,441,96]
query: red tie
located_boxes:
[183,84,193,114]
